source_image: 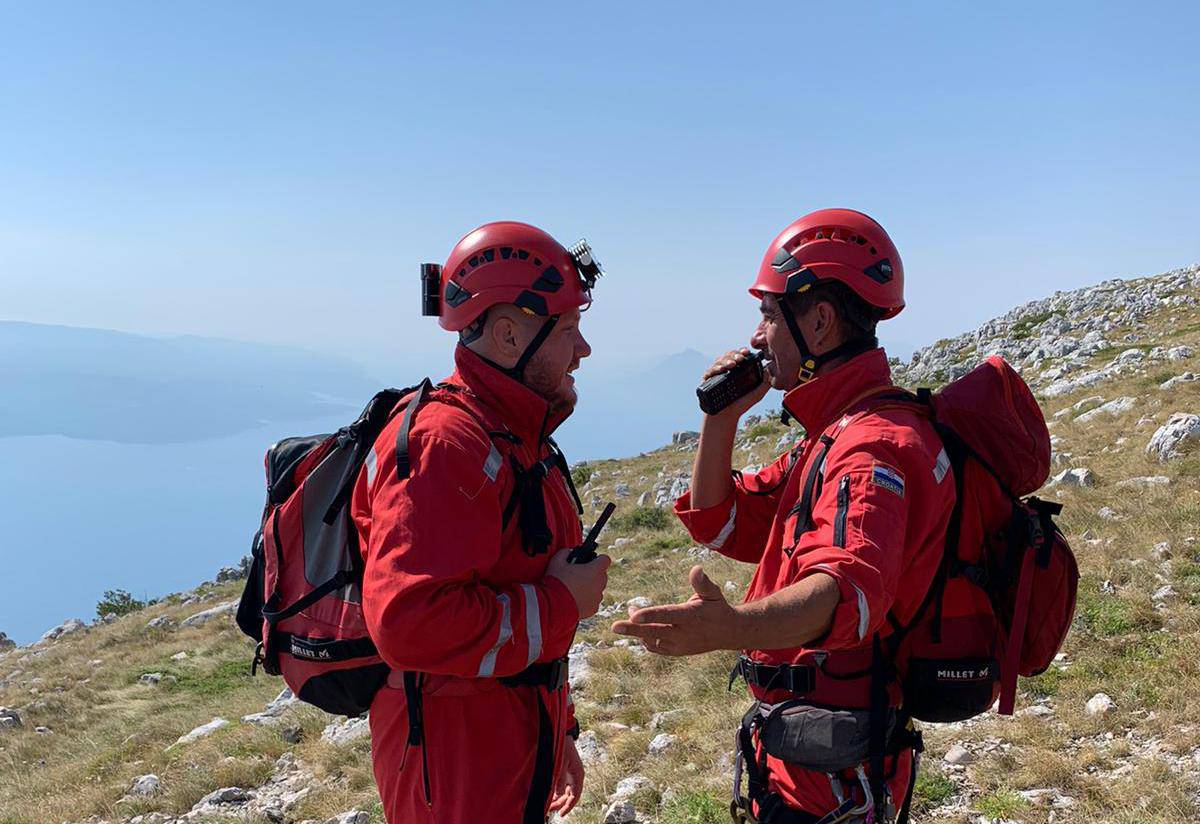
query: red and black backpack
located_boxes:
[733,357,1079,824]
[235,380,581,717]
[235,385,413,716]
[888,356,1078,721]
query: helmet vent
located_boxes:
[532,266,565,293]
[444,280,474,307]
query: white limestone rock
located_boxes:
[1048,468,1095,488]
[321,715,370,746]
[243,688,300,725]
[943,744,975,765]
[647,733,676,755]
[180,600,238,629]
[603,800,636,823]
[1160,372,1197,390]
[575,730,608,766]
[0,707,22,730]
[128,774,163,797]
[168,717,229,750]
[1147,413,1200,461]
[40,618,86,643]
[1075,396,1135,423]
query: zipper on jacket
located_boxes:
[420,733,433,807]
[833,474,851,548]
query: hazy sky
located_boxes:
[2,1,1198,382]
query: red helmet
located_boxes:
[749,208,904,319]
[436,221,598,332]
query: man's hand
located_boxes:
[610,566,743,656]
[546,549,611,619]
[548,734,585,816]
[702,348,770,424]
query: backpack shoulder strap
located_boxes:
[395,379,434,480]
[392,381,521,480]
[786,387,924,545]
[547,437,584,516]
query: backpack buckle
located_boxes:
[546,657,569,691]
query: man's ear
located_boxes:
[489,314,519,355]
[813,300,842,349]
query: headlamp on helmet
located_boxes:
[568,239,603,290]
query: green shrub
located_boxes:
[913,769,956,806]
[1077,589,1135,637]
[96,588,146,619]
[1010,311,1059,340]
[659,790,725,824]
[615,506,672,531]
[650,533,691,550]
[974,789,1027,819]
[571,462,593,488]
[744,422,776,441]
[145,658,255,697]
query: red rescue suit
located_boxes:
[675,349,955,818]
[353,345,583,824]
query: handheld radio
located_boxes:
[696,351,765,416]
[567,502,616,564]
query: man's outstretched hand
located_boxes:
[611,566,742,656]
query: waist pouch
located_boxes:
[752,700,897,774]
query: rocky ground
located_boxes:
[1,264,1198,823]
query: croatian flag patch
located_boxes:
[871,463,905,498]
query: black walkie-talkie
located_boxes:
[567,503,616,564]
[696,351,765,415]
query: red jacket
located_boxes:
[675,348,954,816]
[353,345,582,823]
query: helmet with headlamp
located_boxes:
[421,221,603,379]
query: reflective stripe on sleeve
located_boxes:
[705,503,737,550]
[813,563,871,641]
[853,583,870,640]
[477,593,513,678]
[520,583,543,666]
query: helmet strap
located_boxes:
[778,298,877,386]
[511,315,559,380]
[478,314,559,384]
[778,298,820,384]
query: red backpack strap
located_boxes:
[786,387,927,548]
[998,497,1064,715]
[999,546,1036,715]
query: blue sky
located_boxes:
[2,0,1198,381]
[1,2,1199,644]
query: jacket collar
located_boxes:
[781,347,895,436]
[447,344,569,447]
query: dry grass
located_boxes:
[1,296,1198,824]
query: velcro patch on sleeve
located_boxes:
[871,462,906,498]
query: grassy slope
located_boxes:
[1,288,1198,824]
